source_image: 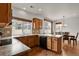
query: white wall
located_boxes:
[62,15,79,40]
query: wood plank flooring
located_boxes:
[26,47,60,56]
[15,41,79,56]
[62,41,79,56]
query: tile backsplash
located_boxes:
[2,27,11,37]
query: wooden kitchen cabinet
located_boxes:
[26,35,39,47]
[0,3,12,23]
[28,36,36,47]
[17,35,39,48]
[47,37,52,49]
[34,35,39,46]
[51,37,58,52]
[18,37,29,46]
[47,36,62,54]
[32,18,42,29]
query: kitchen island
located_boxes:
[16,34,62,54]
[39,34,62,54]
[0,37,30,56]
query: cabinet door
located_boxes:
[18,35,39,48]
[27,35,39,48]
[0,3,11,23]
[51,37,57,51]
[47,37,52,49]
[18,37,29,46]
[18,37,25,43]
[28,37,35,48]
[34,36,37,46]
[32,18,42,29]
[39,20,42,29]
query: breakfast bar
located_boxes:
[16,34,62,54]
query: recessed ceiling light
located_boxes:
[38,8,42,11]
[23,8,26,10]
[30,5,34,8]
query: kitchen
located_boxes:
[0,3,79,56]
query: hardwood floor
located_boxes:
[62,41,79,56]
[26,47,59,56]
[15,41,79,56]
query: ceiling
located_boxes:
[12,3,79,20]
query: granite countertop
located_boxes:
[12,34,62,38]
[12,34,38,38]
[39,34,62,38]
[0,38,30,56]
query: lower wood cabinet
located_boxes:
[51,37,58,52]
[17,35,39,48]
[17,35,62,54]
[47,36,62,54]
[47,37,51,49]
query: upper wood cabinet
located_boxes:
[32,18,42,29]
[0,3,12,23]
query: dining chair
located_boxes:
[63,32,70,44]
[63,34,70,44]
[70,33,79,46]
